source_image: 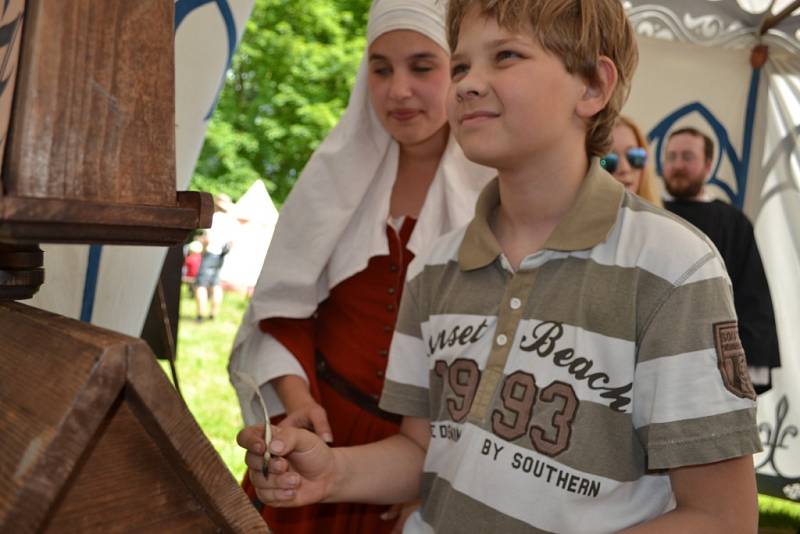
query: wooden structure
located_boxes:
[0,0,213,299]
[0,302,266,532]
[0,1,269,531]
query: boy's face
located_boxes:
[447,9,587,171]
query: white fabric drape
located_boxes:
[229,0,494,423]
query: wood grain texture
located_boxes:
[126,340,269,533]
[0,191,213,245]
[42,399,219,533]
[0,302,269,533]
[5,0,175,206]
[0,303,127,532]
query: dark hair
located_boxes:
[668,127,714,162]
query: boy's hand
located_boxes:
[237,424,337,507]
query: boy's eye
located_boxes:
[450,63,468,79]
[496,50,522,62]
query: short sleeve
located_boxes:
[633,255,762,470]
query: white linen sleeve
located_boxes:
[229,329,309,424]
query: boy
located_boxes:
[239,1,762,532]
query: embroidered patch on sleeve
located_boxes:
[713,321,756,400]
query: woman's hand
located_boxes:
[274,375,334,442]
[237,424,338,507]
[280,400,334,443]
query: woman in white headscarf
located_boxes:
[229,0,492,531]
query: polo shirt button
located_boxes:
[376,370,385,378]
[379,349,389,357]
[383,325,392,333]
[386,303,396,312]
[389,264,399,273]
[496,334,508,346]
[510,297,522,310]
[387,287,397,295]
[370,393,379,401]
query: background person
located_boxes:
[604,115,662,206]
[228,0,493,531]
[663,126,780,393]
[194,193,236,321]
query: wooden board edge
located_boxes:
[2,343,128,533]
[124,340,269,533]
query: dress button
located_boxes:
[376,370,385,378]
[389,264,399,273]
[386,303,396,312]
[387,287,396,295]
[370,393,379,401]
[496,334,508,346]
[510,297,522,310]
[379,349,389,357]
[383,325,392,333]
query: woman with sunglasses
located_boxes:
[228,1,492,532]
[603,116,663,207]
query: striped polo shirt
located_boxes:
[380,160,762,534]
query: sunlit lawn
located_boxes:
[159,285,249,479]
[159,286,800,530]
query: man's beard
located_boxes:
[665,171,705,200]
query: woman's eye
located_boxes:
[412,64,433,74]
[372,67,391,76]
[496,50,521,62]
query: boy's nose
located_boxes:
[455,73,487,101]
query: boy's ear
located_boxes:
[576,56,618,119]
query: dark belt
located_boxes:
[315,351,401,424]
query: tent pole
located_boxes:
[759,0,800,35]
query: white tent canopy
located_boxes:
[219,180,279,292]
[623,0,800,499]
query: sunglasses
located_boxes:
[600,147,647,174]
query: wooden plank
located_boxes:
[0,193,213,246]
[0,303,128,532]
[0,196,198,227]
[5,0,175,206]
[0,303,268,533]
[42,399,220,533]
[126,342,269,533]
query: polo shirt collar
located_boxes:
[458,158,624,271]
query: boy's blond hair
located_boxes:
[447,0,638,158]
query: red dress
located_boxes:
[243,219,416,534]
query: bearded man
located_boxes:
[663,127,780,393]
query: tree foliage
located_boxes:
[191,0,372,204]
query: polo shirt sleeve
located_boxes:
[380,269,431,418]
[633,254,762,470]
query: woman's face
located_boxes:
[610,124,644,193]
[367,30,450,148]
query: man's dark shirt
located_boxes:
[666,199,780,388]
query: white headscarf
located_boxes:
[229,0,493,420]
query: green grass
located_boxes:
[158,286,249,479]
[157,286,800,529]
[759,493,800,530]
